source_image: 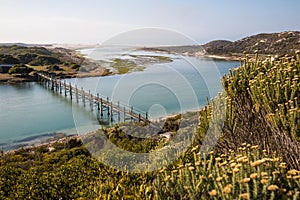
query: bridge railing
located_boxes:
[36,72,149,122]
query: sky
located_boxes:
[0,0,299,45]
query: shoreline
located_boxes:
[137,47,241,61]
[139,47,279,62]
[1,108,200,154]
[0,70,112,84]
[2,134,80,155]
[0,53,174,84]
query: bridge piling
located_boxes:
[107,97,110,116]
[100,97,103,116]
[69,83,72,100]
[82,87,85,106]
[75,85,78,103]
[64,81,67,97]
[97,93,100,111]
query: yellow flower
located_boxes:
[251,145,259,149]
[159,168,166,173]
[164,175,171,181]
[236,154,243,158]
[191,145,199,152]
[250,159,266,167]
[195,161,201,166]
[240,193,250,199]
[178,164,184,169]
[186,163,192,167]
[233,168,240,173]
[188,166,195,171]
[230,163,237,168]
[208,189,217,196]
[279,162,287,169]
[184,186,191,190]
[287,169,298,175]
[239,178,251,183]
[172,170,178,173]
[208,174,213,178]
[220,161,228,166]
[272,171,280,175]
[250,173,258,179]
[216,177,223,182]
[287,191,293,196]
[223,174,228,179]
[235,164,243,168]
[260,179,267,185]
[222,184,232,194]
[261,172,268,176]
[237,156,248,163]
[293,175,300,180]
[215,157,222,162]
[263,149,267,153]
[267,185,279,191]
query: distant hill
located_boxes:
[0,45,83,66]
[204,31,300,55]
[0,43,52,47]
[142,31,300,58]
[202,40,233,55]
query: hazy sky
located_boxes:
[0,0,299,45]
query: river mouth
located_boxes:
[0,47,240,151]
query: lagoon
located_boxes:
[0,47,239,150]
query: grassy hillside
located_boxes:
[0,45,82,65]
[143,31,300,58]
[0,53,299,199]
[209,31,300,56]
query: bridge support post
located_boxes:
[97,93,100,111]
[107,97,110,116]
[56,80,59,92]
[90,94,94,111]
[75,85,78,103]
[110,101,113,122]
[51,76,54,91]
[69,83,72,100]
[118,101,120,122]
[123,106,126,122]
[59,81,62,94]
[100,98,103,116]
[64,81,67,97]
[82,87,85,106]
[130,106,133,121]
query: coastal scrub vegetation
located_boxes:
[8,64,33,76]
[0,52,299,199]
[0,46,85,77]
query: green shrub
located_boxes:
[8,64,33,75]
[28,55,61,66]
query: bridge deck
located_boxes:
[36,72,149,123]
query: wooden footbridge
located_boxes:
[36,72,149,123]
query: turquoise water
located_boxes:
[0,48,239,150]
